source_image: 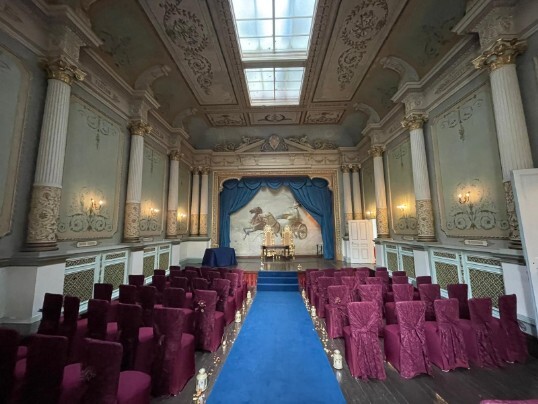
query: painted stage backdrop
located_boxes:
[230,186,322,257]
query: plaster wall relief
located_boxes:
[207,113,246,126]
[386,139,417,236]
[432,84,509,239]
[313,0,408,102]
[140,144,166,236]
[249,112,301,125]
[177,161,191,235]
[140,0,236,105]
[0,47,29,237]
[304,111,344,124]
[57,97,124,240]
[360,158,376,220]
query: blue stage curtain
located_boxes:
[218,177,335,259]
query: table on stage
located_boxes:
[262,245,291,260]
[201,247,238,267]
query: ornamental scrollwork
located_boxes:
[58,188,113,234]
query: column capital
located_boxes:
[169,150,182,161]
[368,145,385,158]
[473,38,527,72]
[351,164,361,172]
[128,120,152,137]
[43,57,86,85]
[340,164,352,174]
[201,167,211,175]
[191,167,201,174]
[402,113,428,131]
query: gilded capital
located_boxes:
[473,38,527,72]
[44,58,86,85]
[369,145,385,158]
[402,113,428,131]
[201,167,211,175]
[340,164,351,174]
[169,150,181,161]
[351,164,361,173]
[129,120,152,137]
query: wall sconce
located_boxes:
[396,204,407,216]
[89,198,104,216]
[458,191,471,204]
[365,210,376,219]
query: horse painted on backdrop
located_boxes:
[243,207,281,239]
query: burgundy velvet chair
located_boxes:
[87,299,110,340]
[354,270,369,286]
[0,327,19,403]
[170,277,193,308]
[193,277,210,291]
[341,276,359,301]
[59,295,80,354]
[94,283,113,301]
[218,268,229,278]
[152,275,167,304]
[162,288,194,334]
[392,271,406,277]
[119,284,138,304]
[386,276,409,302]
[37,293,64,335]
[498,294,528,363]
[385,284,414,325]
[343,302,386,380]
[232,269,247,303]
[128,275,145,287]
[169,269,182,279]
[364,276,385,302]
[356,268,371,278]
[416,276,432,286]
[333,271,345,285]
[139,286,157,327]
[184,270,199,291]
[384,301,432,379]
[200,267,212,280]
[447,283,470,319]
[305,269,319,301]
[357,284,384,335]
[170,265,181,271]
[211,278,235,325]
[154,269,166,276]
[325,285,350,338]
[375,266,388,272]
[375,271,390,297]
[208,271,222,287]
[459,298,504,368]
[193,290,226,352]
[322,268,335,277]
[316,277,335,318]
[15,334,69,404]
[152,307,195,396]
[424,298,469,371]
[309,271,324,307]
[225,272,240,312]
[61,338,151,404]
[419,284,441,321]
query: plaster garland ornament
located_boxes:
[402,113,428,131]
[44,57,86,85]
[472,38,527,72]
[128,120,152,137]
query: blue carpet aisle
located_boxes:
[208,290,346,404]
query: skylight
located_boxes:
[230,0,317,106]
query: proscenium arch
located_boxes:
[210,170,342,261]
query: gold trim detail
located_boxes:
[376,207,389,237]
[190,213,200,236]
[199,213,208,236]
[402,113,428,131]
[123,202,140,242]
[473,38,527,72]
[416,199,436,241]
[340,164,351,173]
[369,145,385,158]
[44,57,86,85]
[503,180,520,243]
[128,120,152,137]
[26,185,62,246]
[353,212,364,220]
[169,150,181,161]
[166,209,178,238]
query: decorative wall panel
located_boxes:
[431,84,509,238]
[249,112,301,125]
[0,47,29,237]
[230,186,322,257]
[58,97,124,240]
[177,162,191,235]
[361,158,376,220]
[386,139,417,235]
[140,145,166,236]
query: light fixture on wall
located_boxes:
[177,212,187,233]
[396,204,407,217]
[365,210,376,219]
[88,198,104,216]
[140,202,161,232]
[458,191,471,204]
[396,203,417,231]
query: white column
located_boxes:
[123,121,151,242]
[341,165,353,235]
[166,150,180,239]
[370,145,390,238]
[403,113,436,242]
[351,165,363,220]
[190,168,200,236]
[473,38,533,246]
[199,167,210,236]
[25,58,85,251]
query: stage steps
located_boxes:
[257,271,298,292]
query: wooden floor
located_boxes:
[154,258,538,404]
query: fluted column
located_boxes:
[123,121,151,242]
[370,146,390,238]
[341,165,353,235]
[199,167,210,236]
[351,165,363,220]
[402,113,436,242]
[166,150,181,239]
[25,58,86,251]
[473,38,533,246]
[190,168,200,236]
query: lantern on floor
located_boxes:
[310,305,316,318]
[333,350,343,370]
[297,264,303,271]
[196,368,208,392]
[301,289,306,299]
[247,290,252,301]
[235,310,242,323]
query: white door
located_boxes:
[349,220,374,264]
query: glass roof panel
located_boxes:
[274,0,316,18]
[245,67,304,105]
[236,20,273,38]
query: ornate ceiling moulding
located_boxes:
[249,112,301,126]
[304,110,344,124]
[139,0,237,105]
[312,0,408,102]
[207,113,246,127]
[212,134,337,153]
[380,55,419,89]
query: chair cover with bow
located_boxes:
[139,286,156,327]
[385,284,414,325]
[225,273,239,297]
[211,278,235,325]
[357,284,384,335]
[0,327,19,403]
[424,298,469,371]
[309,271,324,307]
[193,277,210,291]
[169,269,182,279]
[94,283,113,301]
[419,284,441,321]
[87,299,110,340]
[305,269,319,301]
[208,271,222,287]
[193,290,225,352]
[154,269,166,276]
[316,277,335,318]
[364,277,385,302]
[325,285,350,338]
[119,284,138,304]
[117,304,143,370]
[170,277,193,308]
[392,276,409,285]
[375,271,390,297]
[384,301,432,379]
[232,269,247,302]
[152,307,195,396]
[354,270,369,286]
[416,276,432,286]
[201,267,212,280]
[59,295,80,354]
[37,293,64,335]
[333,272,345,285]
[447,283,470,319]
[322,268,335,277]
[152,275,167,304]
[162,288,194,335]
[392,271,406,278]
[184,270,199,291]
[343,302,386,380]
[341,276,359,301]
[498,294,528,363]
[460,298,504,368]
[128,275,145,287]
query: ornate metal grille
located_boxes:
[159,252,170,271]
[434,261,459,290]
[402,254,416,278]
[103,263,126,290]
[433,251,457,260]
[469,268,505,308]
[143,255,155,278]
[65,256,96,268]
[467,256,501,267]
[63,268,95,301]
[387,251,398,271]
